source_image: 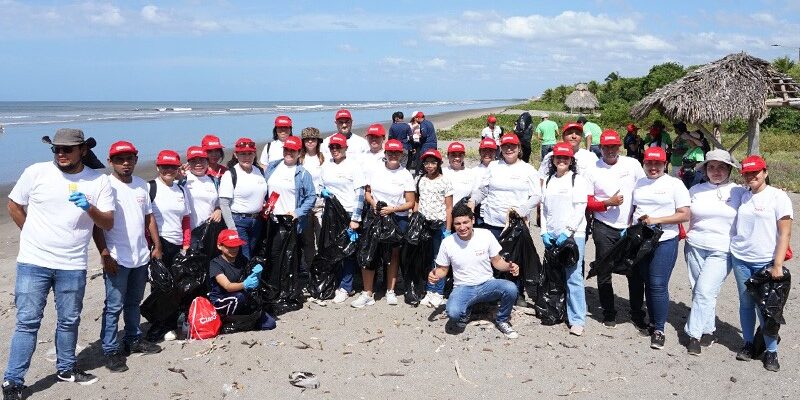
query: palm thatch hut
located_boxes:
[630,52,800,155]
[565,83,600,113]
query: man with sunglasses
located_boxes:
[4,129,114,396]
[321,109,369,159]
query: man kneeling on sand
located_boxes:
[428,205,521,339]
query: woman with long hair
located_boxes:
[298,127,325,269]
[259,115,293,167]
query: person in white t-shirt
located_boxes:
[442,141,474,206]
[321,109,369,159]
[320,133,367,304]
[471,138,497,225]
[91,141,162,373]
[729,155,793,371]
[587,130,646,328]
[683,149,744,356]
[184,146,221,229]
[351,139,415,308]
[539,122,598,181]
[219,137,268,259]
[4,128,114,391]
[480,115,503,146]
[540,143,591,336]
[299,127,326,270]
[258,115,293,167]
[631,146,690,350]
[150,150,192,268]
[363,123,386,167]
[429,205,521,339]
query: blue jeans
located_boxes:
[338,256,357,293]
[541,144,554,160]
[100,264,149,355]
[4,263,87,385]
[425,228,445,294]
[731,256,779,352]
[566,236,587,326]
[211,291,248,316]
[446,278,518,324]
[233,214,263,260]
[589,144,602,158]
[636,237,678,332]
[683,244,730,340]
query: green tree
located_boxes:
[641,62,685,95]
[587,80,599,94]
[773,56,796,74]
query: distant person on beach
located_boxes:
[579,116,603,158]
[259,115,293,167]
[322,109,369,158]
[416,111,438,154]
[388,111,411,149]
[92,141,162,374]
[202,134,228,180]
[429,204,520,339]
[363,124,386,168]
[184,146,221,229]
[623,124,645,164]
[535,113,559,160]
[513,112,534,163]
[480,115,503,146]
[4,128,114,393]
[406,111,423,172]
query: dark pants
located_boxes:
[160,237,182,270]
[636,237,679,332]
[540,144,554,160]
[520,141,532,163]
[145,238,183,341]
[592,220,645,322]
[589,145,602,158]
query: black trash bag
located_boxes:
[587,222,663,279]
[244,256,271,308]
[745,265,791,337]
[171,250,209,300]
[318,196,352,251]
[148,257,175,295]
[400,212,437,306]
[357,201,403,270]
[190,220,226,260]
[497,210,542,302]
[220,308,262,335]
[141,290,180,324]
[308,197,357,300]
[253,216,303,313]
[534,237,578,326]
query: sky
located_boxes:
[0,0,798,101]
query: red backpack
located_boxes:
[188,297,221,340]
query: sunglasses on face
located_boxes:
[329,144,343,150]
[336,119,351,124]
[51,145,78,154]
[236,142,256,148]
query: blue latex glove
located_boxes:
[442,227,452,238]
[541,233,555,249]
[556,232,569,246]
[69,192,91,211]
[320,188,332,199]
[346,228,359,242]
[620,228,627,238]
[243,275,259,290]
[250,264,263,276]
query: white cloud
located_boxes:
[87,4,124,26]
[336,44,358,53]
[425,58,447,68]
[141,5,169,24]
[381,57,410,66]
[630,35,674,51]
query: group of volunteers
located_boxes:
[1,109,793,399]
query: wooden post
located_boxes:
[697,125,726,151]
[746,115,760,155]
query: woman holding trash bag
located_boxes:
[259,115,293,167]
[299,127,325,270]
[219,137,269,260]
[443,142,474,206]
[729,155,793,371]
[416,149,454,308]
[184,146,221,229]
[683,149,744,356]
[352,139,415,308]
[631,147,690,350]
[540,143,592,336]
[319,133,367,304]
[150,150,192,266]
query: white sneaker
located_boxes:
[350,292,375,308]
[569,325,584,337]
[428,292,444,308]
[163,330,177,341]
[332,288,349,304]
[419,292,433,307]
[385,290,398,306]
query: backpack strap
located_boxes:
[230,166,238,189]
[148,180,157,202]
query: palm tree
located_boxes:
[773,56,796,74]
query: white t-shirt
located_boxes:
[481,126,503,144]
[320,157,366,214]
[540,148,598,181]
[591,156,646,229]
[301,154,324,195]
[473,159,541,227]
[104,175,152,268]
[10,162,114,270]
[632,174,691,241]
[321,133,370,159]
[267,163,297,215]
[152,178,190,246]
[435,228,502,287]
[541,171,592,237]
[730,186,794,263]
[417,175,454,222]
[368,165,415,216]
[259,139,284,166]
[185,173,219,229]
[686,182,744,252]
[470,163,494,204]
[218,164,269,214]
[443,166,474,205]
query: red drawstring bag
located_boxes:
[785,246,793,261]
[188,297,221,340]
[260,192,280,220]
[678,224,687,240]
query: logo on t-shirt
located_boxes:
[136,195,146,205]
[474,249,487,257]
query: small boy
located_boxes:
[210,229,276,330]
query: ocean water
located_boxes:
[0,100,515,184]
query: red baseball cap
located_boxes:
[186,146,208,160]
[201,134,224,150]
[234,137,257,152]
[283,136,302,151]
[156,150,181,166]
[500,133,520,146]
[328,133,348,148]
[274,115,292,128]
[740,155,767,174]
[384,139,403,152]
[600,130,622,146]
[562,123,584,135]
[366,124,386,137]
[414,111,425,119]
[626,123,638,132]
[552,142,575,157]
[479,137,498,150]
[487,115,497,123]
[217,229,246,247]
[335,109,352,121]
[108,141,138,157]
[644,147,667,162]
[447,142,466,153]
[421,149,442,161]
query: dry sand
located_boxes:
[1,106,799,399]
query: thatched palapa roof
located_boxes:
[565,83,600,110]
[630,52,800,125]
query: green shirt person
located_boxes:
[534,114,559,160]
